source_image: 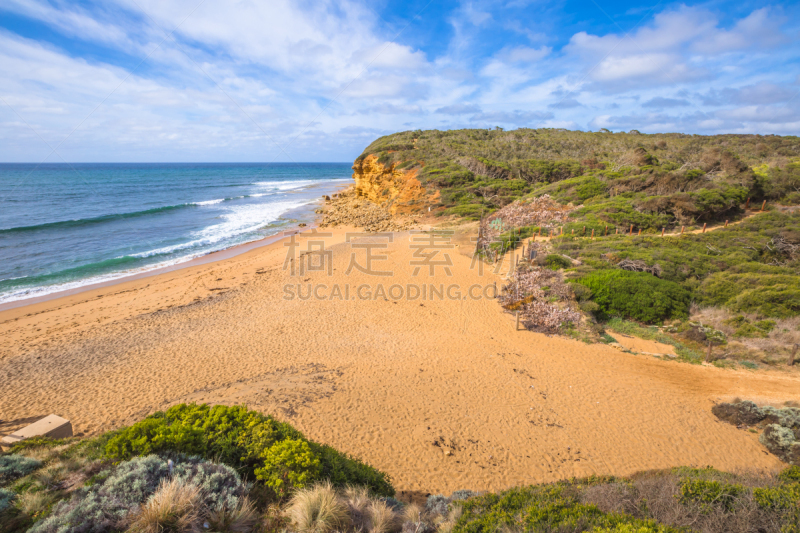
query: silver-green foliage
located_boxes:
[29,455,170,533]
[173,460,248,512]
[28,455,248,533]
[0,487,15,512]
[0,454,42,485]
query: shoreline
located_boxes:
[2,212,800,494]
[0,182,351,313]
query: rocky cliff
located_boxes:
[352,154,428,214]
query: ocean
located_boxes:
[0,163,352,304]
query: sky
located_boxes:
[0,0,798,162]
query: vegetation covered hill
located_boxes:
[2,403,800,533]
[357,129,800,367]
[359,128,800,221]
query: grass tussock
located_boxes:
[129,477,202,533]
[286,482,404,533]
[286,482,349,533]
[206,497,259,533]
[14,491,54,517]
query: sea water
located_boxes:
[0,163,351,304]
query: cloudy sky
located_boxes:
[0,0,798,162]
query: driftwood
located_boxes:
[616,259,663,277]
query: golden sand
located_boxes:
[2,227,799,497]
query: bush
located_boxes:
[104,404,394,498]
[27,454,249,533]
[0,454,42,485]
[452,484,677,533]
[29,455,170,533]
[678,478,744,513]
[256,439,321,497]
[173,460,248,512]
[545,254,572,270]
[573,270,690,323]
[0,487,15,513]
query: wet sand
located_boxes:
[1,226,799,494]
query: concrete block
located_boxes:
[1,415,73,447]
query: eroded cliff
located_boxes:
[352,154,427,214]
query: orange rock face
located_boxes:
[352,155,427,214]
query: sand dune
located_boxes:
[2,227,799,496]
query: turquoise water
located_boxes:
[0,163,352,304]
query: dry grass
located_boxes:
[583,469,784,533]
[692,306,800,366]
[19,446,58,463]
[15,490,54,516]
[434,505,463,533]
[34,462,66,489]
[286,481,348,533]
[206,496,259,533]
[403,503,424,524]
[343,485,372,531]
[366,500,401,533]
[128,477,202,533]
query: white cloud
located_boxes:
[693,8,787,54]
[0,1,797,161]
[435,103,482,115]
[470,110,553,125]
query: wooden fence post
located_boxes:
[583,226,586,235]
[724,220,728,227]
[538,227,542,236]
[789,344,799,366]
[680,226,685,236]
[746,197,751,209]
[516,311,520,331]
[661,227,665,237]
[591,228,595,238]
[629,225,634,236]
[605,225,608,236]
[761,200,766,211]
[702,223,707,233]
[638,229,642,236]
[706,342,713,363]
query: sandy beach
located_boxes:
[2,224,799,497]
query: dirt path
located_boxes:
[1,227,798,495]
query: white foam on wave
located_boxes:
[0,254,194,305]
[0,198,314,305]
[253,178,348,192]
[130,198,310,259]
[194,198,226,206]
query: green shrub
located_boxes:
[572,283,593,301]
[255,439,321,497]
[545,254,572,270]
[781,466,800,483]
[103,403,393,498]
[0,454,42,485]
[573,270,690,323]
[678,478,744,513]
[699,272,800,317]
[452,484,677,533]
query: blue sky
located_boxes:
[0,0,798,162]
